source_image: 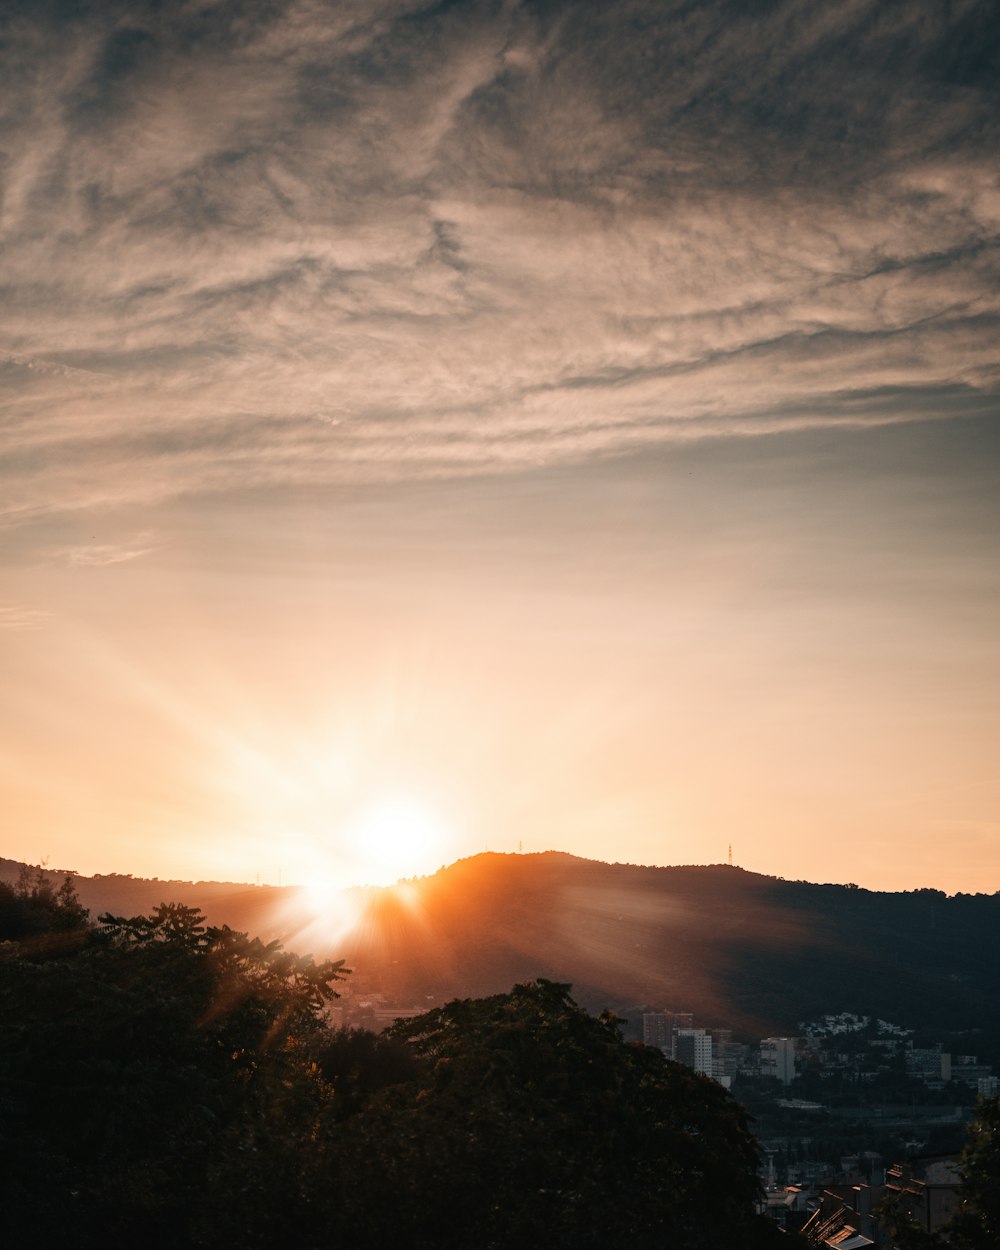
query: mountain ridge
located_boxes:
[4,851,998,1042]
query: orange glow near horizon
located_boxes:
[267,877,431,973]
[275,882,367,955]
[4,532,998,900]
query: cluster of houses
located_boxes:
[641,1009,795,1089]
[637,1009,991,1248]
[761,1156,962,1247]
[642,1007,997,1099]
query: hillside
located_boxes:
[4,852,998,1040]
[0,857,286,932]
[336,854,1000,1040]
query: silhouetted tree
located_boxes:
[0,865,89,948]
[314,1024,420,1118]
[948,1095,1000,1249]
[2,888,810,1250]
[0,900,346,1248]
[309,980,784,1249]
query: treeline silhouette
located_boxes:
[0,868,790,1249]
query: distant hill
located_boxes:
[336,854,1000,1042]
[0,857,287,936]
[5,852,999,1041]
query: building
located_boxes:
[881,1158,962,1236]
[714,1039,749,1081]
[642,1012,671,1052]
[800,1157,961,1247]
[761,1037,797,1085]
[905,1044,951,1083]
[643,1010,697,1057]
[951,1057,993,1088]
[800,1183,878,1247]
[675,1028,713,1076]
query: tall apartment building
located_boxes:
[642,1012,671,1052]
[642,1010,695,1057]
[760,1037,797,1084]
[675,1028,713,1076]
[714,1040,749,1080]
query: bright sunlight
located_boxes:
[346,795,451,882]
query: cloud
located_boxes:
[0,603,51,631]
[1,0,998,520]
[53,532,159,566]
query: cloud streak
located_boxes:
[1,0,998,520]
[53,532,159,566]
[0,603,51,631]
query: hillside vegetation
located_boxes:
[4,852,999,1038]
[0,868,786,1249]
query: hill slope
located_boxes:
[337,854,1000,1038]
[4,852,998,1038]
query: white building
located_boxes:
[675,1028,713,1076]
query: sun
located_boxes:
[285,791,451,943]
[346,794,450,883]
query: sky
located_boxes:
[2,0,999,895]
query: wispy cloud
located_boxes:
[0,603,51,631]
[1,0,998,520]
[51,532,159,567]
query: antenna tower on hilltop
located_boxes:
[728,844,733,867]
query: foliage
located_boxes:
[310,980,784,1249]
[948,1095,1000,1249]
[1,879,797,1249]
[875,1189,945,1250]
[9,852,1000,1043]
[0,891,346,1248]
[0,865,90,949]
[313,1023,420,1119]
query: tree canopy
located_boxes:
[310,980,784,1249]
[0,865,89,947]
[2,877,784,1248]
[1,891,346,1247]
